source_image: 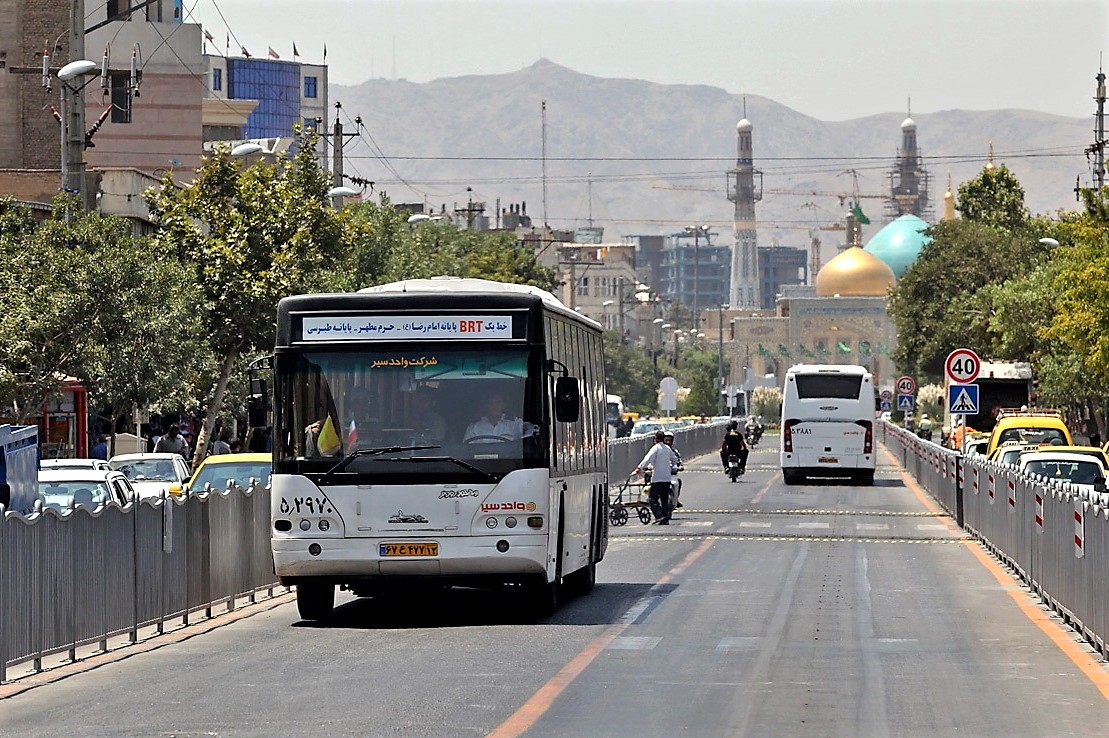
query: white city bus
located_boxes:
[780,364,876,486]
[270,277,608,620]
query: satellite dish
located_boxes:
[58,60,97,81]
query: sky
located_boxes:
[186,0,1109,121]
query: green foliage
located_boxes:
[888,219,1050,381]
[956,164,1030,231]
[676,346,718,416]
[751,386,782,420]
[602,331,658,411]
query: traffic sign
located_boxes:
[897,394,915,412]
[880,389,893,401]
[948,383,980,414]
[945,348,981,384]
[880,400,892,411]
[896,376,916,395]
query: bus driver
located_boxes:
[464,392,538,444]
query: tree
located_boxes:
[676,346,717,416]
[602,331,658,411]
[146,128,347,465]
[888,219,1051,381]
[956,164,1030,232]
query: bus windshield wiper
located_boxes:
[379,455,500,483]
[318,445,440,482]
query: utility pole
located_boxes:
[326,101,362,207]
[65,0,88,204]
[541,101,548,227]
[717,304,728,415]
[1086,68,1107,191]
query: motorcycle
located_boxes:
[745,427,759,448]
[727,454,742,482]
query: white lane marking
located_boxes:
[738,521,773,528]
[677,521,714,527]
[917,524,949,531]
[796,522,831,529]
[609,636,662,650]
[856,523,890,531]
[716,637,761,652]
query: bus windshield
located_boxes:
[275,347,545,480]
[794,374,864,399]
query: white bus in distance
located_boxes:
[780,364,876,486]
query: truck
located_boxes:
[943,360,1033,448]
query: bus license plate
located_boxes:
[380,542,439,557]
[818,456,839,464]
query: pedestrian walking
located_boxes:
[633,429,677,524]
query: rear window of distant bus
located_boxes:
[794,374,863,399]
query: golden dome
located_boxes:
[815,246,897,297]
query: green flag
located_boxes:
[858,341,872,356]
[837,341,852,354]
[852,201,870,225]
[816,342,829,355]
[778,344,791,358]
[799,344,814,357]
[758,344,771,357]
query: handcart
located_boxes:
[609,474,654,526]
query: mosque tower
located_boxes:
[887,111,932,219]
[726,114,763,308]
[943,174,956,220]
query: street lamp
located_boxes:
[1038,237,1060,248]
[652,317,665,369]
[673,329,683,367]
[716,303,730,414]
[56,59,98,200]
[231,142,264,157]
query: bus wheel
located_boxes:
[782,470,800,485]
[296,581,335,622]
[854,471,875,486]
[565,559,596,597]
[529,576,560,617]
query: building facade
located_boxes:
[657,232,730,321]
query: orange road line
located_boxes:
[487,539,715,738]
[885,445,1109,701]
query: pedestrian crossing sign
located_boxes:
[948,383,979,414]
[897,394,914,412]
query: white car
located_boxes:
[630,420,666,437]
[1019,451,1108,500]
[40,458,111,471]
[107,453,192,499]
[38,469,135,512]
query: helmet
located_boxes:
[729,420,738,430]
[663,430,674,439]
[921,413,929,419]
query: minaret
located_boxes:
[726,114,762,308]
[888,109,930,218]
[943,173,956,220]
[985,141,996,171]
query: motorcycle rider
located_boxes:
[720,420,749,474]
[662,430,684,509]
[919,413,934,441]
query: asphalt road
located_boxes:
[2,440,1108,737]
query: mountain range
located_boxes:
[333,59,1095,254]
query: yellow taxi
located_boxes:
[170,452,272,495]
[985,408,1072,456]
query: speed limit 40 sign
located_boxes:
[945,348,981,384]
[896,376,916,395]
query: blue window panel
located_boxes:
[212,67,222,91]
[227,59,302,138]
[304,76,317,98]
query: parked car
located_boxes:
[1019,451,1108,501]
[630,420,666,437]
[173,452,272,495]
[40,458,110,471]
[38,469,135,512]
[107,453,192,499]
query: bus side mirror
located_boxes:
[554,377,580,423]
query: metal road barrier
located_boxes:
[879,421,1109,659]
[0,482,278,683]
[0,424,728,684]
[607,421,728,483]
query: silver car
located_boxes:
[107,453,192,499]
[38,469,135,512]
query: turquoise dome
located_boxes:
[863,214,931,277]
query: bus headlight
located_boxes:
[486,516,497,529]
[505,516,518,528]
[299,519,311,531]
[318,519,330,532]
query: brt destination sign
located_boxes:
[301,316,513,341]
